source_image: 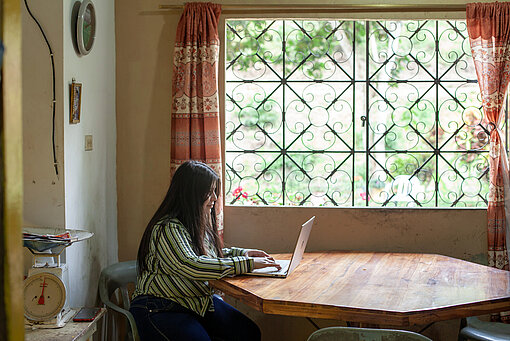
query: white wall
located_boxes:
[22,0,117,308]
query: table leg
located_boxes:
[418,322,434,334]
[76,323,97,341]
[307,317,321,330]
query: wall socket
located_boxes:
[85,135,93,151]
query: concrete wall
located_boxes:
[224,207,487,262]
[115,1,490,340]
[22,0,65,233]
[116,0,175,262]
[22,0,117,308]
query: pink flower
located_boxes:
[360,192,369,201]
[242,192,248,198]
[233,186,242,196]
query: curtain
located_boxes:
[467,1,510,322]
[170,2,224,235]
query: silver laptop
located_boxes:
[245,216,315,278]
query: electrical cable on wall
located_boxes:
[23,0,59,177]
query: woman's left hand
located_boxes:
[243,249,274,260]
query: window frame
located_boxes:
[218,9,490,211]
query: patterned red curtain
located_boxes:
[467,2,510,322]
[171,2,224,234]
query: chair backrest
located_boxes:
[459,316,510,340]
[307,326,432,341]
[99,260,139,341]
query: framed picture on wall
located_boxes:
[70,82,82,124]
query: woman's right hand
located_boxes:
[252,257,281,270]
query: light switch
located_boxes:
[85,135,93,151]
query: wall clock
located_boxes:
[76,0,96,56]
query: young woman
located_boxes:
[129,160,280,341]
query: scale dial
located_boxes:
[24,272,66,321]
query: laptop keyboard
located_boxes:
[251,260,290,274]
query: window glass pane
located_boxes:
[225,19,500,208]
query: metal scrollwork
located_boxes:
[225,19,500,207]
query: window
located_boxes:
[225,19,506,207]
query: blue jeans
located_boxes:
[129,295,261,341]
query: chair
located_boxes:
[458,316,510,341]
[307,326,432,341]
[99,260,140,341]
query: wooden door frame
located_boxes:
[1,0,24,340]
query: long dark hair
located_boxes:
[137,160,223,274]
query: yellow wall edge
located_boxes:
[3,0,24,339]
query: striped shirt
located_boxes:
[133,216,254,316]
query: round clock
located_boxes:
[76,0,96,55]
[24,272,66,321]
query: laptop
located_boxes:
[245,216,315,278]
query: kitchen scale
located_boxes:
[22,227,93,328]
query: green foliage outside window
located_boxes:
[225,19,504,207]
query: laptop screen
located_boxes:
[287,216,315,275]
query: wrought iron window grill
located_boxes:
[225,19,508,207]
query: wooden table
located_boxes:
[25,308,106,341]
[211,252,510,327]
